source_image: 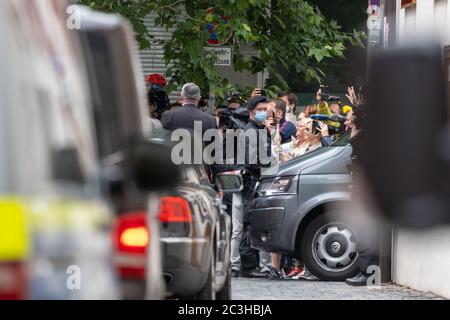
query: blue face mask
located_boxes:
[255,111,267,123]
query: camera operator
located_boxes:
[215,91,250,277]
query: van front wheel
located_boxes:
[300,213,360,281]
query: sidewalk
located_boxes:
[232,278,444,300]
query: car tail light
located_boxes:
[114,212,149,255]
[158,197,192,223]
[0,262,27,300]
[113,212,149,279]
[112,197,192,280]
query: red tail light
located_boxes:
[113,212,148,279]
[0,262,27,300]
[158,197,192,223]
[114,212,149,254]
[112,197,191,280]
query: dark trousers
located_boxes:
[358,253,379,275]
[350,170,381,276]
[356,225,380,275]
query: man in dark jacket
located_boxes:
[161,83,217,134]
[162,83,218,180]
[238,96,273,278]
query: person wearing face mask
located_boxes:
[238,95,273,279]
[242,96,272,177]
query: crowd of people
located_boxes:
[145,74,373,285]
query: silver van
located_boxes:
[249,133,361,281]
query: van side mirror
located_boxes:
[129,140,181,191]
[216,173,243,193]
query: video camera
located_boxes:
[318,85,341,103]
[219,107,249,130]
[311,114,347,136]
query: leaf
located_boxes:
[205,13,214,23]
[242,23,251,32]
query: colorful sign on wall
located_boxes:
[206,8,233,46]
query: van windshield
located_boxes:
[279,131,351,166]
[330,131,351,147]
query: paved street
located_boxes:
[232,278,444,300]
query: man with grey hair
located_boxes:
[161,83,217,134]
[181,83,201,104]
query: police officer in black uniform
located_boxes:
[238,96,273,278]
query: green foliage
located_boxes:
[79,0,158,48]
[79,0,365,99]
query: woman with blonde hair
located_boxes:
[283,118,329,162]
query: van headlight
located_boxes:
[258,176,298,196]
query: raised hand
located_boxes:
[346,86,357,105]
[317,121,329,137]
[251,88,262,98]
[346,86,365,106]
[291,135,300,148]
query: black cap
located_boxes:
[247,96,268,111]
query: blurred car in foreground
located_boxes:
[0,0,118,299]
[249,133,362,281]
[76,6,181,300]
[76,6,233,300]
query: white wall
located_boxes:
[397,0,450,45]
[435,0,449,42]
[393,0,450,299]
[393,227,450,298]
[416,0,435,35]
